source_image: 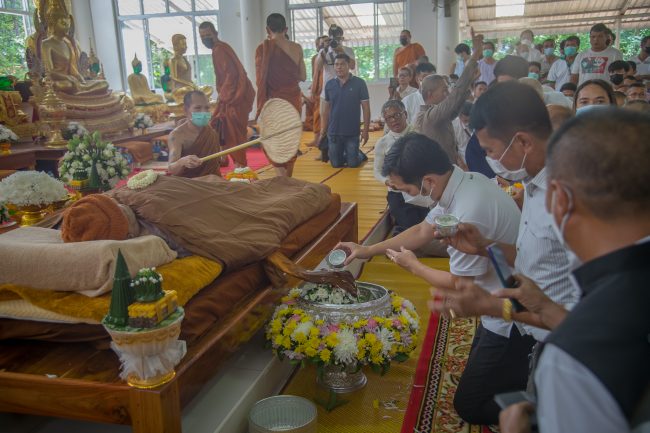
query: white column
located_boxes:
[436,0,460,76]
[89,0,124,91]
[407,0,437,67]
[239,0,263,89]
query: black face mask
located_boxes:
[610,74,624,85]
[201,38,215,49]
[645,46,650,54]
[399,37,408,46]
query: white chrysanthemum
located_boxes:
[0,171,67,206]
[402,312,419,332]
[291,321,313,341]
[288,288,302,298]
[378,327,395,357]
[402,299,415,311]
[333,328,358,365]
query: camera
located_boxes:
[330,39,339,49]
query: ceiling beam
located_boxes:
[467,0,588,12]
[468,8,650,25]
[473,13,650,34]
[619,0,634,15]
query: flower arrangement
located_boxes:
[61,121,89,140]
[0,124,18,143]
[225,167,258,183]
[130,267,164,302]
[0,171,68,206]
[59,131,131,190]
[266,288,419,376]
[127,169,158,190]
[133,113,154,130]
[302,283,361,305]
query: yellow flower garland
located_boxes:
[266,289,420,374]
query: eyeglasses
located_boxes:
[384,111,405,122]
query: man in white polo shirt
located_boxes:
[337,132,526,426]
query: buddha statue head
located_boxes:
[46,3,71,37]
[171,34,187,56]
[131,55,142,74]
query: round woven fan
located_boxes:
[200,98,302,165]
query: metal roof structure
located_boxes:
[459,0,650,38]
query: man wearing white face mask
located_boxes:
[168,91,223,178]
[429,81,580,425]
[338,132,524,426]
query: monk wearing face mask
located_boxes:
[167,91,222,178]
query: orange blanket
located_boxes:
[177,125,222,178]
[210,40,255,167]
[255,39,302,117]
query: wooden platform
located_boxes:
[0,202,358,433]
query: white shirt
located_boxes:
[515,168,580,341]
[478,59,496,84]
[535,344,629,433]
[452,117,472,163]
[571,46,623,85]
[547,59,572,90]
[320,46,356,99]
[632,54,650,76]
[374,125,415,189]
[543,87,573,108]
[425,167,521,337]
[519,47,543,63]
[397,86,418,99]
[540,55,557,74]
[402,91,424,126]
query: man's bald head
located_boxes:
[420,75,448,105]
[547,108,650,220]
[546,104,573,131]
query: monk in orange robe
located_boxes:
[255,13,306,177]
[309,36,326,147]
[393,30,426,88]
[168,91,222,178]
[199,21,255,168]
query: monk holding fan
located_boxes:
[255,14,306,177]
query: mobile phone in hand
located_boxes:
[389,77,398,89]
[486,243,525,312]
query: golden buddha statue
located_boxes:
[26,0,133,136]
[167,34,212,103]
[128,55,165,105]
[40,6,108,96]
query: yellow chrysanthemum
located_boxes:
[274,335,284,346]
[282,336,292,349]
[309,327,320,338]
[320,348,332,362]
[365,333,377,344]
[293,332,307,343]
[305,347,318,357]
[325,333,339,348]
[308,338,321,349]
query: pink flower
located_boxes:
[328,324,340,333]
[392,319,402,328]
[285,299,296,305]
[291,314,301,322]
[367,319,378,329]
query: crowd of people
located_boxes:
[316,22,648,433]
[164,18,648,431]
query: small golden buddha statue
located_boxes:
[168,34,212,104]
[128,55,165,105]
[40,5,109,96]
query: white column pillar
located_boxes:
[239,0,263,89]
[436,0,460,76]
[407,0,436,67]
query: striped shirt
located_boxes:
[514,167,581,341]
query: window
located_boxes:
[0,0,35,77]
[114,0,218,92]
[288,0,405,82]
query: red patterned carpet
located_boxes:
[401,313,496,433]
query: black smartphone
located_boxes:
[486,243,525,312]
[389,77,398,89]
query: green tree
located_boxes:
[149,39,172,90]
[0,13,29,78]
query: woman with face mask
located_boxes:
[573,79,617,116]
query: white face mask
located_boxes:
[549,187,583,292]
[485,134,529,181]
[405,178,438,208]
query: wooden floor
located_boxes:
[258,131,388,240]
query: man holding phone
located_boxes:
[430,81,581,425]
[336,132,527,426]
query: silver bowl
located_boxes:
[297,281,392,324]
[249,395,317,433]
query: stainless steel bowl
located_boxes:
[297,281,392,323]
[249,395,317,433]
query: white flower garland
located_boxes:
[0,125,18,142]
[127,170,158,190]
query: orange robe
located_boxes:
[177,126,222,178]
[255,39,302,169]
[211,40,255,167]
[302,54,318,131]
[311,55,324,136]
[393,43,425,87]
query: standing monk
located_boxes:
[167,91,222,178]
[303,36,325,135]
[309,36,326,147]
[393,30,426,88]
[199,21,255,169]
[255,13,306,177]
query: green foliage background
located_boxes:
[0,13,30,78]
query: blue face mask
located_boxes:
[528,72,540,80]
[191,111,211,127]
[575,104,608,116]
[544,47,554,56]
[564,46,577,56]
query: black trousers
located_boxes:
[386,191,429,234]
[454,323,536,426]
